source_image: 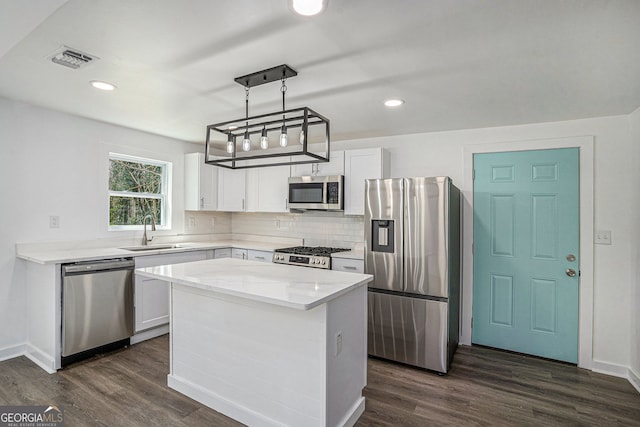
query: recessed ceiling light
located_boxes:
[90,80,116,91]
[292,0,326,16]
[384,99,405,107]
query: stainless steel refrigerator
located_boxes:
[365,176,460,373]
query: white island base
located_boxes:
[137,259,371,427]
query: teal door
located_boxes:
[472,148,579,363]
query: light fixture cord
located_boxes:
[281,77,287,122]
[245,86,250,131]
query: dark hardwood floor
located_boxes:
[1,336,638,426]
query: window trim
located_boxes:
[108,152,172,231]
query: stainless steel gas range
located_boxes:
[272,246,350,269]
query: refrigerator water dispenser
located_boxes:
[371,220,395,253]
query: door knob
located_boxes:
[566,254,576,262]
[566,268,577,277]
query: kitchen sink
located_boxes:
[119,244,191,252]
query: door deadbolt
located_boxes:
[566,268,577,277]
[566,254,576,262]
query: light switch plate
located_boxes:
[595,230,612,245]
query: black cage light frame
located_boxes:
[204,64,330,170]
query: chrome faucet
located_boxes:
[142,214,156,245]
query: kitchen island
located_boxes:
[136,258,373,427]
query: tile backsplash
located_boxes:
[184,211,232,235]
[232,212,364,249]
[184,211,364,249]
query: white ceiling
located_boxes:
[1,0,639,143]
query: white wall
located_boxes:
[0,97,202,354]
[629,106,640,385]
[230,114,636,370]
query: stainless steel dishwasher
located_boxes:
[62,258,134,365]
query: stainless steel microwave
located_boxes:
[288,175,344,211]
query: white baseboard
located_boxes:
[591,359,629,378]
[130,325,169,345]
[629,367,640,394]
[168,374,282,427]
[340,397,365,427]
[0,343,26,362]
[24,344,56,374]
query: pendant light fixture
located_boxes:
[279,78,288,147]
[260,125,269,150]
[242,87,251,152]
[204,64,330,169]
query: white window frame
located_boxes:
[108,152,172,231]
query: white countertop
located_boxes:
[16,239,295,264]
[136,258,372,310]
[332,248,364,260]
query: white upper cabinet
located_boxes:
[184,152,218,211]
[291,150,344,177]
[217,167,246,212]
[246,163,290,213]
[344,148,390,215]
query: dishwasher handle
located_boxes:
[63,259,134,275]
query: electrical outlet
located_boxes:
[49,215,60,228]
[188,216,196,228]
[595,230,612,245]
[275,219,281,229]
[335,331,342,356]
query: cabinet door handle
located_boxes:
[242,198,245,211]
[285,198,288,210]
[255,256,265,260]
[200,197,204,208]
[343,266,357,270]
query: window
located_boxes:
[108,153,171,229]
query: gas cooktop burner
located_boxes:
[273,246,350,269]
[275,246,350,256]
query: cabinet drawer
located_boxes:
[247,250,273,262]
[331,258,364,273]
[214,248,231,259]
[232,248,248,260]
[134,250,209,268]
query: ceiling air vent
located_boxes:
[50,47,96,70]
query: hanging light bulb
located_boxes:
[226,133,234,154]
[260,126,269,150]
[280,125,288,147]
[242,130,251,151]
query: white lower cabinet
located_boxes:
[247,249,273,262]
[214,247,231,259]
[232,248,248,260]
[134,250,212,334]
[331,258,364,273]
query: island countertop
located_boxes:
[135,258,373,310]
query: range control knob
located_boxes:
[321,259,326,265]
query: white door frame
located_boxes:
[462,136,594,369]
